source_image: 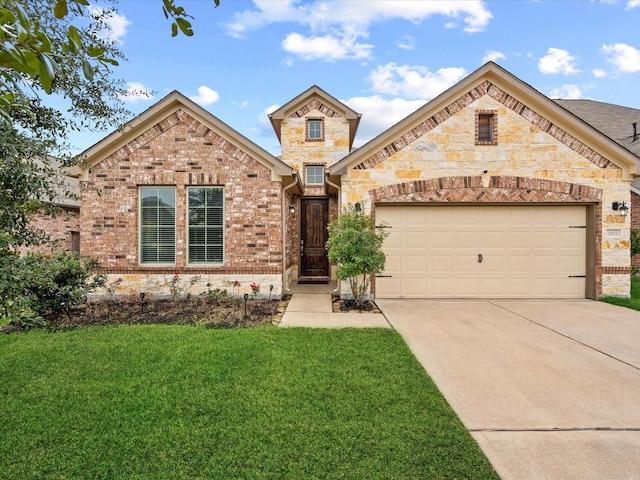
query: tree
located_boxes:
[326,207,389,307]
[0,0,215,320]
[0,0,219,251]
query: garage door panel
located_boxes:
[376,205,587,299]
[429,231,454,248]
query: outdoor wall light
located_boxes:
[612,201,629,217]
[289,204,295,214]
[354,202,362,213]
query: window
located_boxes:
[476,111,497,144]
[188,187,224,264]
[305,165,324,185]
[306,119,323,141]
[140,187,175,264]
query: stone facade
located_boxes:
[273,89,358,282]
[334,76,634,297]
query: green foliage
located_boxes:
[326,207,389,305]
[0,0,128,130]
[22,251,106,315]
[0,251,106,321]
[162,0,220,37]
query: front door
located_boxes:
[300,198,329,282]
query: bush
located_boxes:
[326,207,389,306]
[18,252,106,317]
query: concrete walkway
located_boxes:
[278,293,390,328]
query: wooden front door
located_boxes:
[300,198,329,282]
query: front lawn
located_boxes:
[0,326,497,479]
[600,276,640,310]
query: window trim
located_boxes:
[306,117,324,142]
[305,165,325,185]
[186,186,225,265]
[139,186,176,266]
[475,110,498,145]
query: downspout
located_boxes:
[325,173,342,295]
[281,171,300,294]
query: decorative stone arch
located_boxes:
[369,175,602,204]
[368,175,606,298]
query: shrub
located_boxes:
[631,228,640,276]
[326,207,389,307]
[21,251,106,316]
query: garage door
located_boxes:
[376,205,587,298]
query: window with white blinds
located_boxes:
[188,187,224,264]
[140,187,176,264]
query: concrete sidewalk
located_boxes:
[278,293,390,328]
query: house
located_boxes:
[79,62,639,299]
[553,99,640,268]
[23,159,81,254]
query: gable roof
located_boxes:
[79,91,295,182]
[269,85,361,150]
[329,62,640,179]
[554,99,640,159]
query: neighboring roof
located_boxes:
[41,157,80,209]
[79,91,295,182]
[330,62,640,179]
[269,85,361,150]
[554,99,640,159]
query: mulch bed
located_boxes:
[1,295,290,333]
[332,295,381,313]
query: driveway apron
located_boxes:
[377,299,640,480]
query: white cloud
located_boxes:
[592,68,607,78]
[538,48,579,75]
[118,82,154,103]
[368,63,467,99]
[344,96,426,146]
[225,0,492,61]
[189,86,220,106]
[627,0,640,9]
[482,50,506,64]
[549,84,583,99]
[258,104,280,136]
[89,7,131,44]
[282,32,373,61]
[601,43,640,73]
[397,35,415,51]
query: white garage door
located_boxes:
[376,205,587,298]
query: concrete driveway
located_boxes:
[376,299,640,480]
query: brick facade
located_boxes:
[23,206,80,254]
[82,108,287,297]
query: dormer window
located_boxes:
[476,110,498,145]
[306,118,324,141]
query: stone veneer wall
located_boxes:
[341,82,630,297]
[81,109,285,297]
[278,99,352,282]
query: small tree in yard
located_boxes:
[326,208,389,307]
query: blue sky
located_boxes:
[68,0,640,156]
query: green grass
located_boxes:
[0,326,497,479]
[600,276,640,310]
